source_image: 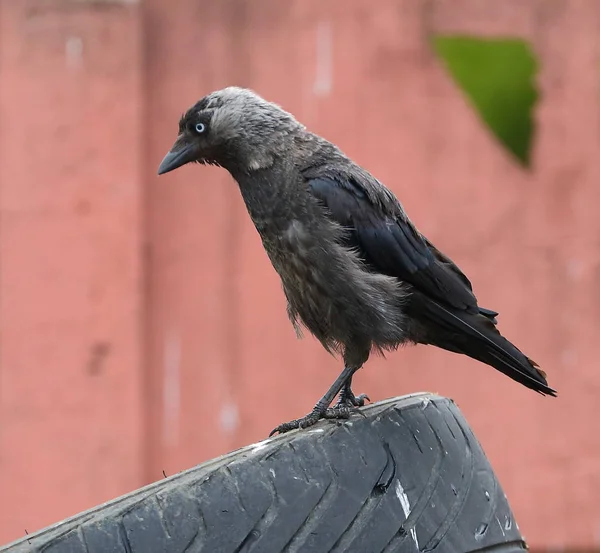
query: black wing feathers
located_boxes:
[307,174,555,396]
[308,176,478,312]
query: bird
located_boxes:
[157,86,556,435]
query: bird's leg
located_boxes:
[335,376,370,408]
[269,365,359,436]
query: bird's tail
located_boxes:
[419,298,557,396]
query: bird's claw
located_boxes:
[336,394,371,407]
[336,390,370,408]
[269,386,371,436]
[269,405,353,436]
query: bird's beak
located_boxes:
[157,137,197,175]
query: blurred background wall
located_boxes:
[1,0,599,549]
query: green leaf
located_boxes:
[432,35,539,167]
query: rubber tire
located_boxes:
[1,393,526,553]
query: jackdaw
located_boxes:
[158,87,556,435]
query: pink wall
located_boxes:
[1,1,599,549]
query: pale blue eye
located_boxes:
[195,123,206,134]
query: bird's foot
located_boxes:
[336,387,370,408]
[269,403,353,436]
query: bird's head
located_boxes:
[157,86,302,176]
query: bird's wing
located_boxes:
[307,174,478,312]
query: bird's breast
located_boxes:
[256,217,408,349]
[263,220,323,279]
[258,220,330,297]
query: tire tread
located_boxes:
[0,394,527,553]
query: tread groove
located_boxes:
[328,482,387,552]
[381,410,447,552]
[422,410,475,550]
[78,527,92,553]
[151,495,173,540]
[282,479,335,553]
[223,466,250,514]
[118,519,133,553]
[328,439,397,551]
[232,477,278,553]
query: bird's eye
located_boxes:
[195,122,206,134]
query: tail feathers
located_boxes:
[423,299,557,397]
[478,306,499,325]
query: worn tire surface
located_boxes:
[1,393,526,553]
